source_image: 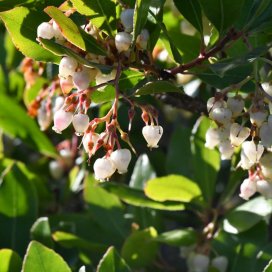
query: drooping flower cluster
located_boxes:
[33,9,162,181]
[205,92,272,200]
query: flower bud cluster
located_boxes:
[115,9,149,52]
[206,93,272,200]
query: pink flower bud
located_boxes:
[239,178,257,200]
[52,109,73,134]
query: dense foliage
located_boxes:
[2,0,272,271]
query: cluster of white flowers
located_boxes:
[115,9,149,52]
[205,93,272,200]
[187,253,228,272]
[36,12,163,182]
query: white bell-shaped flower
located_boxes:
[136,29,149,50]
[52,109,73,134]
[52,96,65,114]
[37,22,55,39]
[249,109,268,127]
[37,103,52,131]
[110,149,132,174]
[230,123,250,147]
[211,256,228,272]
[219,140,234,160]
[82,132,99,155]
[60,76,74,94]
[120,9,134,32]
[115,32,132,52]
[187,253,210,272]
[207,97,226,112]
[73,67,92,91]
[227,96,244,117]
[260,153,272,179]
[49,160,64,180]
[260,123,272,148]
[242,141,264,164]
[239,149,254,170]
[205,127,220,149]
[59,57,78,78]
[142,125,163,148]
[239,178,257,200]
[72,113,89,136]
[217,125,231,142]
[256,178,272,199]
[93,157,116,181]
[209,107,232,125]
[52,21,64,42]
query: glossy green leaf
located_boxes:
[0,7,60,62]
[132,0,151,43]
[166,125,193,178]
[39,38,112,73]
[0,249,22,272]
[129,154,156,189]
[102,182,185,211]
[173,0,203,33]
[121,227,158,268]
[97,247,132,272]
[223,196,272,234]
[44,6,106,56]
[0,93,57,157]
[155,229,197,246]
[119,70,145,93]
[191,116,220,203]
[30,217,53,248]
[84,175,128,246]
[144,175,201,202]
[199,0,245,33]
[91,86,115,104]
[52,231,107,253]
[0,161,38,255]
[70,0,116,36]
[135,80,181,95]
[22,241,71,272]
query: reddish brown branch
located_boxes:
[170,29,244,75]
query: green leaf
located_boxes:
[22,241,71,272]
[129,154,156,189]
[191,116,220,203]
[39,38,112,73]
[52,231,107,253]
[70,0,116,36]
[119,70,145,93]
[155,229,197,247]
[199,0,245,33]
[44,6,106,56]
[0,249,22,272]
[0,7,60,62]
[97,247,132,272]
[0,93,57,157]
[166,125,193,178]
[91,85,115,104]
[135,80,181,95]
[223,196,272,234]
[173,0,203,33]
[30,217,54,248]
[144,175,201,202]
[102,182,185,211]
[84,175,128,246]
[132,0,151,43]
[23,77,48,107]
[121,227,158,268]
[0,161,38,255]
